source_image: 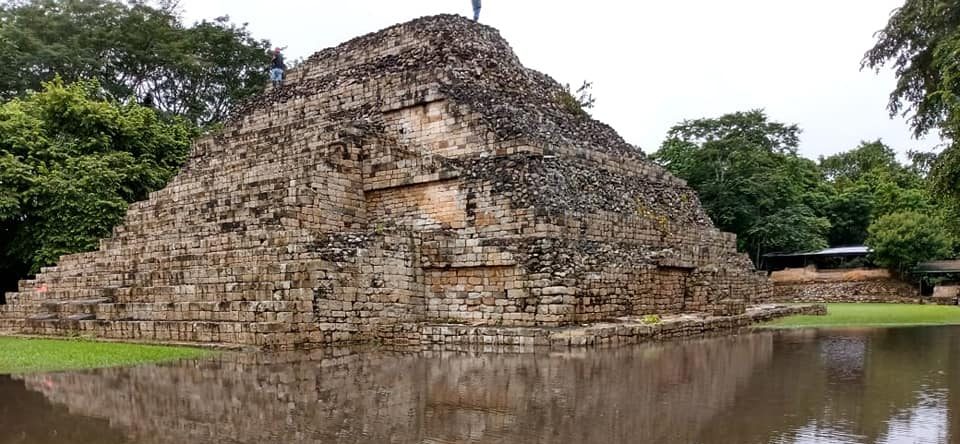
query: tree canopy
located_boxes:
[866,211,954,274]
[863,0,960,207]
[817,139,937,246]
[0,79,194,282]
[0,0,272,126]
[653,111,954,270]
[652,110,831,263]
[862,0,960,139]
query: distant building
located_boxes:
[915,260,960,305]
[914,260,960,276]
[762,245,871,272]
[763,245,919,303]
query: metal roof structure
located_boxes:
[763,245,871,258]
[915,260,960,274]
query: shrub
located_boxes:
[557,81,595,117]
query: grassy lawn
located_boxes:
[0,337,214,374]
[762,303,960,329]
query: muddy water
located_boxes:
[2,327,960,444]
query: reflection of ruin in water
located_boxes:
[9,335,774,444]
[4,327,960,444]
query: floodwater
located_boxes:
[2,327,960,444]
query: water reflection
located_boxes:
[2,327,960,444]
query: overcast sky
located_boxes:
[181,0,937,160]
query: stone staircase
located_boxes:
[1,238,283,344]
[33,298,111,321]
[0,220,424,348]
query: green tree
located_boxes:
[0,0,271,126]
[819,140,902,184]
[862,0,960,203]
[0,79,193,285]
[817,140,936,246]
[822,184,874,246]
[931,141,960,201]
[652,110,830,264]
[862,0,960,139]
[907,149,938,176]
[747,205,831,258]
[866,211,954,274]
[873,182,934,217]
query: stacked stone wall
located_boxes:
[771,280,919,303]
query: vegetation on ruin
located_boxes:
[0,337,213,374]
[761,303,960,329]
[558,80,596,117]
[641,314,661,325]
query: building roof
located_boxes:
[763,245,870,258]
[915,260,960,274]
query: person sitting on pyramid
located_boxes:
[270,47,286,87]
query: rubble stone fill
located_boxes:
[0,15,772,348]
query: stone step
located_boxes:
[26,314,56,321]
[15,259,310,298]
[14,289,116,304]
[17,243,331,288]
[12,319,297,346]
[2,292,20,304]
[40,298,113,315]
[0,303,43,318]
[94,301,306,323]
[2,299,308,324]
[0,318,24,330]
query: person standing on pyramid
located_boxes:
[471,0,481,21]
[270,47,286,87]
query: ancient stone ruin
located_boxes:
[0,15,776,348]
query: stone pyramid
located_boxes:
[0,15,771,348]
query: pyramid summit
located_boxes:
[0,14,789,348]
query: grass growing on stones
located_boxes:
[762,303,960,329]
[0,337,213,374]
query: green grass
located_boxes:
[0,337,214,374]
[762,303,960,329]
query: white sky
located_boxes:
[180,0,938,160]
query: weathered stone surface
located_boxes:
[424,304,824,350]
[0,15,771,348]
[771,280,920,303]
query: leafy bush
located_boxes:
[558,81,595,117]
[866,211,954,274]
[0,79,194,277]
[641,314,661,325]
